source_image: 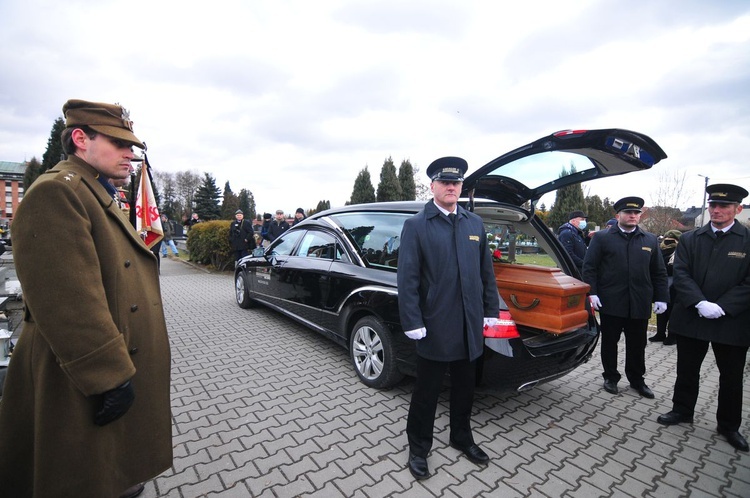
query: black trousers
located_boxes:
[672,335,749,431]
[655,286,676,336]
[406,356,476,458]
[599,314,648,386]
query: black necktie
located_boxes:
[449,213,456,225]
[715,230,724,239]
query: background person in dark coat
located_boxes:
[650,229,681,344]
[557,210,589,274]
[267,209,290,241]
[229,209,256,261]
[397,157,500,480]
[293,207,306,225]
[657,184,750,452]
[260,212,272,246]
[582,196,669,399]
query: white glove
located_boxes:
[696,301,725,319]
[483,317,499,328]
[404,327,426,340]
[653,302,668,314]
[589,295,602,311]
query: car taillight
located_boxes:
[483,310,521,339]
[553,129,588,137]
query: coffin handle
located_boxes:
[510,294,540,311]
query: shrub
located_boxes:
[185,220,233,270]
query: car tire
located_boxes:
[349,316,403,389]
[235,273,255,309]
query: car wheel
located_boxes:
[235,273,254,309]
[350,316,403,389]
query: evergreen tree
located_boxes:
[398,159,416,200]
[193,173,222,220]
[314,200,331,213]
[376,157,401,202]
[350,166,376,204]
[238,188,256,219]
[23,157,43,189]
[220,181,239,219]
[583,195,614,229]
[548,163,585,232]
[30,117,65,186]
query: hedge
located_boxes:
[185,220,234,271]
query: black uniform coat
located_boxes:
[669,222,750,346]
[582,225,669,319]
[229,218,256,251]
[397,200,500,362]
[0,156,172,497]
[557,222,588,272]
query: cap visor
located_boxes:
[90,125,145,149]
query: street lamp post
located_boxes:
[698,174,709,227]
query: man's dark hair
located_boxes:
[61,125,98,155]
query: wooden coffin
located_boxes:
[493,262,590,334]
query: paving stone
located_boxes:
[134,259,750,497]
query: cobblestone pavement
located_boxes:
[142,257,750,497]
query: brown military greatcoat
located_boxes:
[0,156,172,497]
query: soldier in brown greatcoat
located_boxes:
[0,100,172,497]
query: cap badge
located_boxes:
[117,103,134,131]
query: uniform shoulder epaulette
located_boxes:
[51,169,83,188]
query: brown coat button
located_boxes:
[124,260,131,267]
[129,348,138,355]
[130,305,138,312]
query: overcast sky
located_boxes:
[1,0,749,215]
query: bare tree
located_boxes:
[643,170,692,235]
[175,170,202,222]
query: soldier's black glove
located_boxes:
[94,380,135,426]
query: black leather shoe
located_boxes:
[120,483,145,498]
[649,334,665,342]
[630,383,655,399]
[603,379,618,394]
[717,427,749,452]
[450,441,490,465]
[657,411,693,426]
[407,453,430,480]
[663,336,676,345]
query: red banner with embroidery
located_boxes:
[135,155,163,249]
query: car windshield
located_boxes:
[328,212,413,269]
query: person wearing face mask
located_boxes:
[557,210,589,274]
[650,230,682,344]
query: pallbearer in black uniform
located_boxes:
[657,183,750,452]
[397,157,500,480]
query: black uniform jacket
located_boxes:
[229,219,256,251]
[397,200,500,362]
[558,222,587,272]
[582,225,669,320]
[669,222,750,346]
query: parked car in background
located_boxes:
[234,129,667,392]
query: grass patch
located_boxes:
[507,253,557,267]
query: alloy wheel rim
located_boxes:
[352,326,384,380]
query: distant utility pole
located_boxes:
[698,174,709,226]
